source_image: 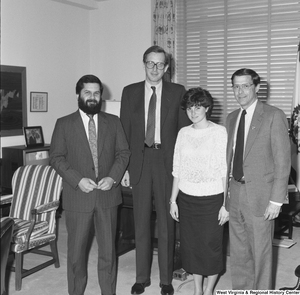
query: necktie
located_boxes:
[232,109,247,181]
[145,86,157,147]
[87,114,98,178]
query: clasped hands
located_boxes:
[79,177,114,193]
[121,170,130,187]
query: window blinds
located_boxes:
[176,0,300,124]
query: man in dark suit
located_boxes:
[225,68,291,289]
[50,75,130,295]
[120,46,190,295]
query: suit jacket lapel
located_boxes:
[161,82,172,129]
[97,112,108,158]
[227,109,239,169]
[73,110,91,154]
[133,83,146,137]
[244,100,264,160]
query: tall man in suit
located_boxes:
[225,68,291,289]
[120,46,190,295]
[50,75,130,295]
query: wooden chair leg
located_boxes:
[49,240,60,268]
[15,252,23,291]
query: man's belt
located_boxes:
[144,143,161,149]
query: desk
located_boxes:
[116,187,136,256]
[0,193,12,218]
[116,187,157,256]
[275,185,300,239]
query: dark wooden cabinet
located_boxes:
[117,187,182,271]
[116,187,136,256]
[1,144,50,191]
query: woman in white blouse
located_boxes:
[170,87,229,295]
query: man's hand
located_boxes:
[121,171,130,187]
[264,202,281,220]
[78,178,98,193]
[97,177,114,191]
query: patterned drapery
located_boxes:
[153,0,175,82]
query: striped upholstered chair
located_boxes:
[1,165,62,290]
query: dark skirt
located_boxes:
[178,190,224,276]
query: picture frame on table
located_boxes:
[23,126,45,147]
[30,92,48,112]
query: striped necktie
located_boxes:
[87,114,98,178]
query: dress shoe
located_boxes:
[131,281,151,294]
[160,283,174,295]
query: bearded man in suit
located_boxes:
[50,75,130,295]
[120,46,191,295]
[225,68,291,289]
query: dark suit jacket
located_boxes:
[50,110,130,212]
[120,80,190,185]
[225,100,291,216]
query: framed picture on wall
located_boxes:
[0,65,27,137]
[23,126,45,147]
[30,92,48,112]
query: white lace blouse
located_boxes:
[172,122,227,196]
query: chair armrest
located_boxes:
[24,200,60,250]
[31,200,60,215]
[0,194,13,205]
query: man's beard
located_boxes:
[78,96,101,115]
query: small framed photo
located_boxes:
[23,126,45,147]
[30,92,48,112]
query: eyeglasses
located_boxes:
[232,84,254,91]
[145,61,166,70]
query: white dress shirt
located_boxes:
[233,99,257,152]
[79,109,98,139]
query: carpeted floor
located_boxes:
[3,211,300,295]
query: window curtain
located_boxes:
[176,0,300,123]
[153,0,176,82]
[290,41,300,189]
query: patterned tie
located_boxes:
[145,86,157,147]
[232,109,247,181]
[87,114,98,178]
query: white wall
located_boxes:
[1,0,91,150]
[1,0,152,152]
[90,0,152,115]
